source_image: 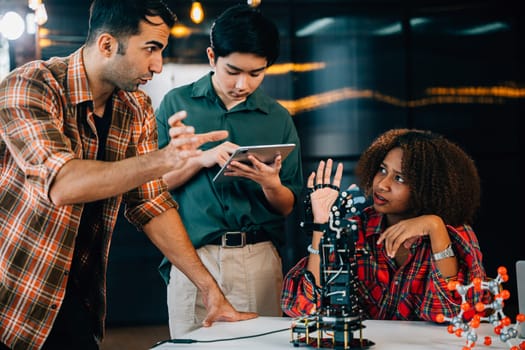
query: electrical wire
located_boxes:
[150,327,290,348]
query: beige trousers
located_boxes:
[167,241,283,337]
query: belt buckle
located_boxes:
[221,231,246,248]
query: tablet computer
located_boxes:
[212,143,296,183]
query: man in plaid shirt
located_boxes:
[0,1,255,349]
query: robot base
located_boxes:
[290,315,375,349]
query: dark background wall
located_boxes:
[5,0,523,325]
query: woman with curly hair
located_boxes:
[281,128,487,321]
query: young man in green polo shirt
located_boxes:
[156,4,303,337]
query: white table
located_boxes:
[151,316,523,349]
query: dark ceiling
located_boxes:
[2,0,518,62]
[19,0,366,59]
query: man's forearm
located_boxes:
[142,208,220,293]
[263,184,295,216]
[49,152,175,205]
[49,128,227,206]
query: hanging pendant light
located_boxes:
[247,0,261,7]
[34,4,48,25]
[190,1,204,24]
[28,0,42,10]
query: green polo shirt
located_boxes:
[156,72,303,284]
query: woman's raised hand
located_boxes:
[307,159,343,224]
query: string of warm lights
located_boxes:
[277,84,525,116]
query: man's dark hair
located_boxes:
[210,4,280,67]
[85,0,176,46]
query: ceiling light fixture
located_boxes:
[247,0,261,7]
[170,23,192,38]
[28,0,42,10]
[34,4,48,26]
[27,0,49,28]
[0,11,26,40]
[296,18,335,37]
[190,1,204,24]
[26,13,37,34]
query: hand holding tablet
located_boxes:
[213,143,296,183]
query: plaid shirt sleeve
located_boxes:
[0,62,77,201]
[417,224,488,321]
[113,90,178,228]
[281,217,489,322]
[280,256,320,317]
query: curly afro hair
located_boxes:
[355,129,480,226]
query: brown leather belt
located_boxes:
[209,231,270,248]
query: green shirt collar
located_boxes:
[191,72,271,115]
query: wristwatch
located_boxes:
[433,243,455,261]
[307,244,320,255]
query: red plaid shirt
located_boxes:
[281,207,487,321]
[0,48,177,350]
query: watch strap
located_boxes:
[433,243,455,261]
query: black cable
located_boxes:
[150,327,290,348]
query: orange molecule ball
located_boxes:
[502,316,511,326]
[497,266,507,275]
[516,313,525,322]
[461,302,471,311]
[472,277,482,290]
[436,314,445,323]
[500,289,510,300]
[475,302,485,312]
[484,336,492,346]
[448,280,459,291]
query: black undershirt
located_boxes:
[64,99,114,343]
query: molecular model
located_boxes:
[436,266,525,350]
